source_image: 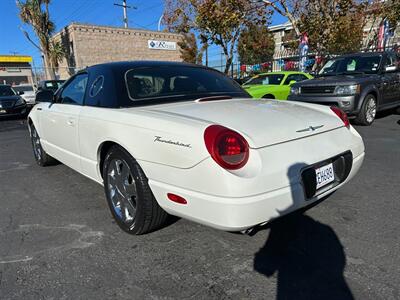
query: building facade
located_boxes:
[268,20,400,60]
[0,55,34,86]
[53,23,183,79]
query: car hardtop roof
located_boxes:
[333,51,395,59]
[87,60,212,72]
[40,79,65,83]
[257,71,305,76]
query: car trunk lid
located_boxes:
[140,98,344,148]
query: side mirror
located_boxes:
[385,65,397,72]
[35,90,54,103]
[17,91,25,95]
[289,80,297,86]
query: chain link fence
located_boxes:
[207,42,400,80]
[2,41,399,88]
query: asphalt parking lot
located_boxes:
[0,113,399,300]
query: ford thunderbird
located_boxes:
[28,61,365,234]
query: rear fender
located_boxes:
[27,107,41,135]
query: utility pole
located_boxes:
[114,0,136,28]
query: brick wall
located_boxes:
[54,23,183,79]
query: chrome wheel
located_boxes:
[31,127,42,161]
[366,98,377,123]
[107,159,137,224]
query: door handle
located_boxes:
[37,108,42,111]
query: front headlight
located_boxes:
[290,86,301,95]
[14,98,26,106]
[334,84,360,96]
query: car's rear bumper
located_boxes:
[149,152,364,231]
[288,95,360,115]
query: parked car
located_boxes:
[288,51,400,125]
[0,84,27,118]
[28,61,364,234]
[37,80,65,93]
[12,84,36,107]
[242,71,313,99]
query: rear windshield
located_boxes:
[13,85,33,92]
[43,80,64,89]
[125,66,247,103]
[0,86,15,97]
[244,74,285,85]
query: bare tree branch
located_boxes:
[19,26,42,52]
[261,0,301,36]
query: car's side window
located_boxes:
[385,53,398,68]
[60,74,88,105]
[284,74,308,85]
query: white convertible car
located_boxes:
[28,61,365,234]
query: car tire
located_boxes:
[103,145,168,234]
[30,124,57,166]
[354,94,377,126]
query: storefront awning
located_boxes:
[0,55,32,63]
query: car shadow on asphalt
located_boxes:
[375,108,400,126]
[253,163,354,300]
[376,107,400,120]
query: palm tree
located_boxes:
[17,0,64,79]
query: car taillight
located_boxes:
[204,125,249,170]
[330,106,350,128]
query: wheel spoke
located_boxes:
[114,160,121,176]
[124,199,136,222]
[124,181,137,198]
[110,187,123,218]
[108,173,117,187]
[118,197,127,221]
[120,162,130,181]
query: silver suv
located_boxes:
[288,51,400,125]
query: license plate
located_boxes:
[0,109,6,114]
[315,163,335,189]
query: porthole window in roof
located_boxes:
[89,75,104,97]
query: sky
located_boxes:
[0,0,287,69]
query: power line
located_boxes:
[69,0,99,23]
[56,0,95,26]
[129,21,150,30]
[136,3,160,13]
[76,1,111,24]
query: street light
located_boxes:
[158,13,164,31]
